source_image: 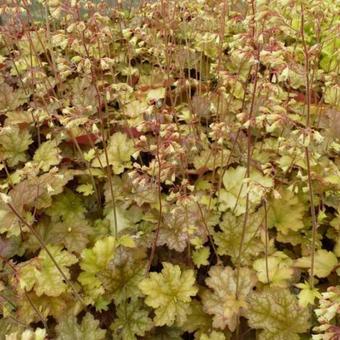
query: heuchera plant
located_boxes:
[0,0,339,339]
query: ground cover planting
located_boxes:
[0,0,339,339]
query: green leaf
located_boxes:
[99,256,146,306]
[139,262,198,326]
[31,219,93,254]
[111,299,153,340]
[18,245,78,297]
[33,140,61,172]
[0,317,25,337]
[0,83,28,112]
[6,328,47,340]
[117,235,136,248]
[192,247,210,268]
[34,246,78,297]
[220,166,247,215]
[104,204,138,234]
[92,132,136,174]
[220,167,272,215]
[181,300,212,334]
[213,211,264,265]
[245,287,310,339]
[248,169,273,203]
[324,86,340,107]
[0,126,32,167]
[56,313,106,340]
[198,331,227,340]
[76,183,94,196]
[295,249,338,278]
[0,200,22,237]
[330,214,340,256]
[46,190,86,222]
[268,189,305,234]
[157,203,208,252]
[295,282,321,307]
[15,292,73,325]
[145,326,183,340]
[253,251,294,286]
[258,329,301,340]
[201,266,257,331]
[78,236,116,304]
[193,148,230,171]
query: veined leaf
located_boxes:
[56,313,106,340]
[201,266,257,331]
[220,167,273,215]
[33,140,61,172]
[245,287,310,339]
[18,245,78,297]
[253,251,294,286]
[192,247,210,268]
[295,282,321,307]
[213,211,265,265]
[111,299,153,340]
[0,126,32,167]
[78,236,116,304]
[181,300,212,334]
[268,189,305,234]
[139,262,198,326]
[295,249,338,278]
[92,132,136,174]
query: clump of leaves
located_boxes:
[0,0,339,338]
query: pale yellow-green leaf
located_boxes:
[139,262,198,326]
[213,211,265,265]
[295,282,321,307]
[18,245,78,297]
[0,127,32,167]
[76,183,94,196]
[221,166,247,215]
[221,167,272,215]
[92,132,136,174]
[78,236,116,303]
[201,266,257,331]
[253,251,294,286]
[33,140,61,172]
[295,249,338,278]
[117,235,136,248]
[268,189,305,234]
[199,330,227,340]
[245,287,310,338]
[110,299,153,340]
[56,312,106,340]
[192,247,210,268]
[147,88,165,101]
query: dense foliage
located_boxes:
[0,0,339,339]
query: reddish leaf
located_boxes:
[66,133,99,146]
